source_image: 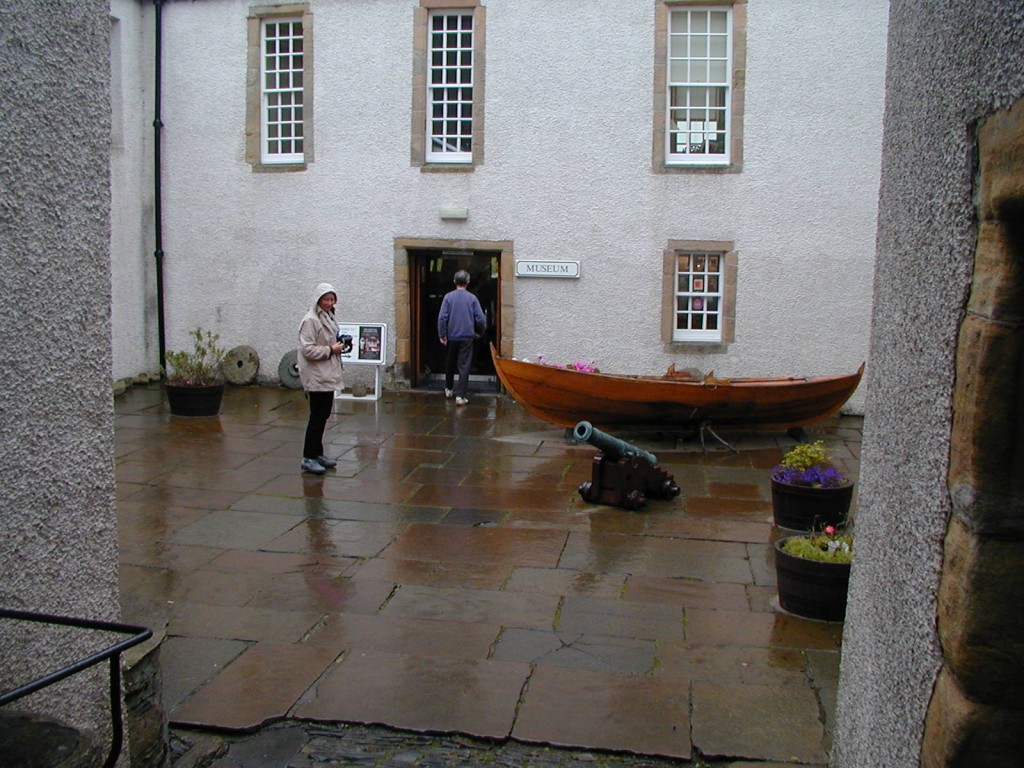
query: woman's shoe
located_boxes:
[301,457,326,474]
[316,455,338,468]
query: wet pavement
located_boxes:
[114,384,861,767]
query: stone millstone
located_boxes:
[278,350,303,389]
[222,345,259,385]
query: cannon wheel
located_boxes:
[625,491,645,510]
[578,481,594,502]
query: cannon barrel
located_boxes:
[573,421,658,466]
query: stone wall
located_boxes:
[921,96,1024,767]
[125,634,171,768]
[833,2,1024,765]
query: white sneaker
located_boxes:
[455,396,469,406]
[301,458,326,474]
[444,389,454,399]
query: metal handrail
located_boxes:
[0,607,153,768]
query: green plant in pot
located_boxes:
[164,327,226,416]
[774,524,853,621]
[770,440,853,530]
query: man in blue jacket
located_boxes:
[437,269,486,405]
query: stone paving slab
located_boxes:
[511,667,692,759]
[173,642,340,729]
[161,635,249,711]
[292,651,531,739]
[491,627,657,673]
[691,681,828,763]
[166,603,324,645]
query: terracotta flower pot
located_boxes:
[165,383,224,417]
[774,537,851,621]
[770,477,853,531]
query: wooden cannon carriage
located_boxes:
[574,421,681,510]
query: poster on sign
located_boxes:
[359,326,382,362]
[335,323,387,366]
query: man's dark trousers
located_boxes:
[445,339,473,397]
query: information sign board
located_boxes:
[335,323,387,366]
[334,323,387,401]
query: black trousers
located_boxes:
[444,339,474,397]
[304,391,334,459]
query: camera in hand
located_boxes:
[337,333,353,354]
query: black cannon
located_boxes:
[575,421,681,510]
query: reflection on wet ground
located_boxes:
[115,384,861,766]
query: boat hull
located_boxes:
[491,345,864,431]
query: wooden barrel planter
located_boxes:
[165,383,224,417]
[774,537,851,621]
[770,478,853,530]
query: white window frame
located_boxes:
[665,6,732,167]
[672,250,724,341]
[260,16,305,165]
[425,9,475,164]
[662,243,736,345]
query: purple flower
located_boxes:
[772,462,848,488]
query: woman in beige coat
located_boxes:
[297,282,345,474]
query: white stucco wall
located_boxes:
[110,0,158,383]
[151,0,887,411]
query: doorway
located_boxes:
[411,248,500,391]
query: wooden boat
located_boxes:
[490,344,864,432]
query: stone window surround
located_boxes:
[653,0,746,174]
[246,3,314,172]
[411,0,486,172]
[392,237,513,385]
[661,239,737,345]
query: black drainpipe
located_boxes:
[153,0,166,369]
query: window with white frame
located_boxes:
[666,6,732,166]
[426,10,474,163]
[673,251,724,341]
[261,17,305,164]
[663,242,735,343]
[246,6,312,171]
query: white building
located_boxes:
[111,0,888,411]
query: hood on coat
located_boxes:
[312,282,337,312]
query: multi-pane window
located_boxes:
[667,7,731,165]
[674,252,723,341]
[262,18,304,164]
[427,11,474,163]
